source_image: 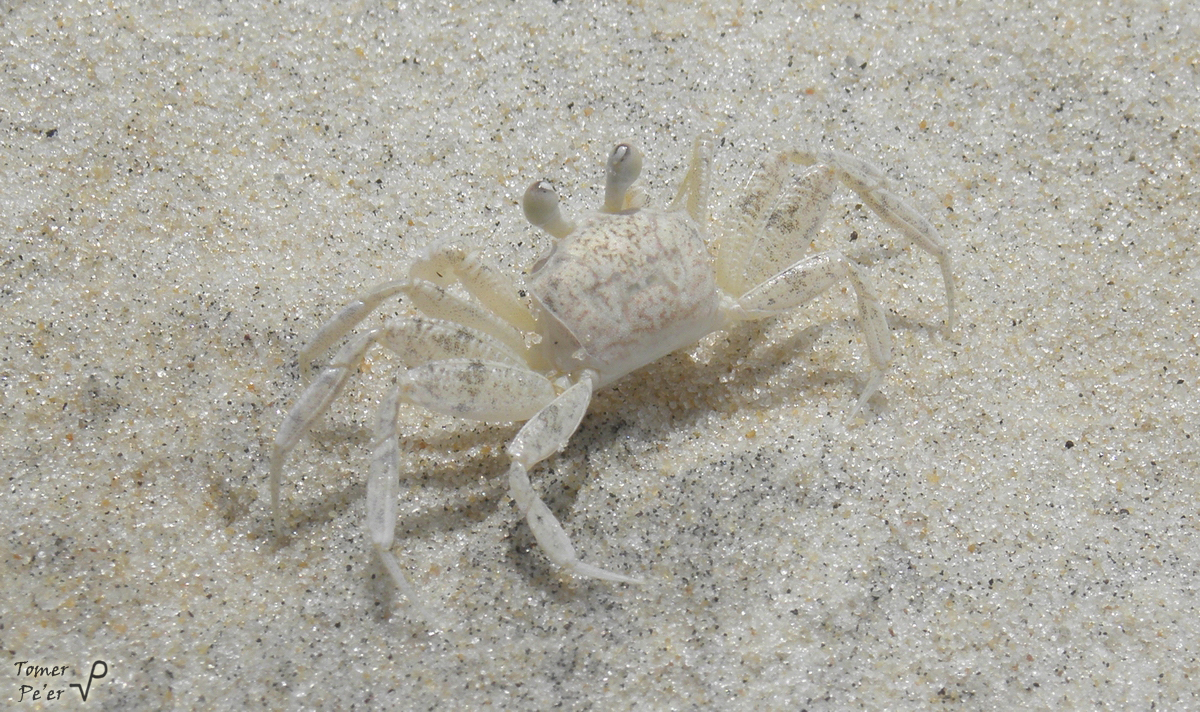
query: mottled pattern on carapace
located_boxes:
[529,209,720,376]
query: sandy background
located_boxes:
[3,1,1198,709]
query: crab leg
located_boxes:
[790,149,956,330]
[368,383,411,601]
[366,360,559,603]
[404,280,534,364]
[506,370,642,583]
[299,279,410,380]
[272,329,379,515]
[271,321,534,521]
[731,251,892,418]
[409,243,538,333]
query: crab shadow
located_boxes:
[503,311,935,599]
[264,308,944,607]
[264,421,516,547]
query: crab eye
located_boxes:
[603,143,643,213]
[608,143,642,183]
[522,181,556,223]
[522,181,574,238]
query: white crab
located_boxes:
[270,136,954,601]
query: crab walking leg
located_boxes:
[409,243,538,333]
[790,149,956,330]
[403,280,534,363]
[399,359,556,421]
[378,317,525,369]
[301,271,539,383]
[366,384,414,600]
[733,251,892,417]
[299,279,411,380]
[506,371,643,583]
[271,319,538,519]
[272,329,379,516]
[364,362,560,601]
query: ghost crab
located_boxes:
[270,136,955,601]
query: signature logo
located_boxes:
[12,659,107,703]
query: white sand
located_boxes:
[3,1,1198,709]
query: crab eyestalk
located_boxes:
[522,181,575,239]
[603,143,642,213]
